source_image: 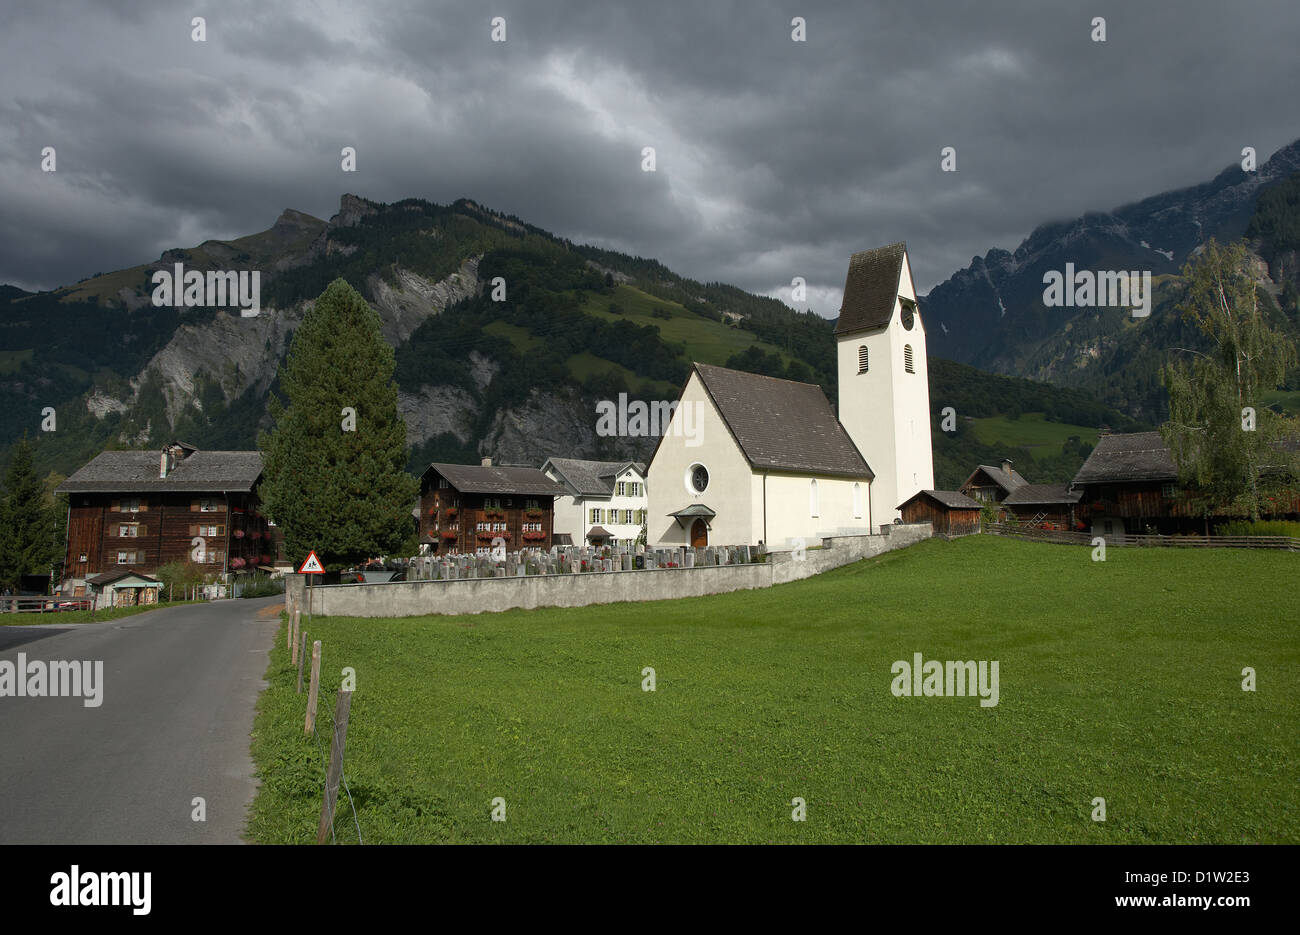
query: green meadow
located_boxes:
[969,411,1101,459]
[247,535,1298,844]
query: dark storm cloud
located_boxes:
[1,0,1298,316]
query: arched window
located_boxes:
[810,479,819,517]
[852,483,863,519]
[857,345,869,373]
[904,344,915,373]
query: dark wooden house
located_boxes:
[959,459,1029,511]
[419,458,566,555]
[1001,483,1083,530]
[897,489,982,537]
[56,442,270,595]
[1070,431,1300,536]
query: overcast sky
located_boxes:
[2,0,1299,315]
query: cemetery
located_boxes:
[285,523,932,618]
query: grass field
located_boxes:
[969,412,1100,459]
[1263,389,1300,416]
[576,284,790,367]
[247,535,1299,844]
[0,600,201,626]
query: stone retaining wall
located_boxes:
[285,523,932,619]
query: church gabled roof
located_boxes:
[834,242,910,336]
[692,363,874,479]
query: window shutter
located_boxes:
[112,499,120,512]
[858,345,869,373]
[904,345,915,373]
[138,524,147,536]
[191,499,199,512]
[189,524,197,537]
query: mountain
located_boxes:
[922,139,1300,420]
[0,194,1156,489]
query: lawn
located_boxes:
[0,600,200,626]
[247,535,1299,844]
[969,411,1100,459]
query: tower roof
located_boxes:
[835,242,909,336]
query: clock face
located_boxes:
[901,305,915,330]
[691,465,709,492]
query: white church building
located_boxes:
[646,242,934,547]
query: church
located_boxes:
[645,242,934,547]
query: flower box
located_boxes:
[440,530,458,540]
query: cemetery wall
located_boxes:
[284,523,932,619]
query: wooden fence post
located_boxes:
[316,689,353,844]
[297,631,307,694]
[305,640,322,734]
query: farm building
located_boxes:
[897,489,982,537]
[56,442,271,596]
[541,458,649,548]
[1071,431,1300,536]
[960,459,1028,509]
[1001,483,1082,530]
[419,458,566,555]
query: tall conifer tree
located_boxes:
[258,279,419,570]
[0,437,59,590]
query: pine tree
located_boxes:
[257,279,419,570]
[0,438,60,590]
[1161,240,1300,522]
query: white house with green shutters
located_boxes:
[541,458,649,548]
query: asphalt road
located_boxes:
[0,597,281,844]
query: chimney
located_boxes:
[159,450,169,479]
[481,456,493,467]
[1001,458,1014,478]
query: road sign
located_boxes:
[299,551,325,574]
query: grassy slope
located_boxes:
[969,412,1101,460]
[247,536,1298,844]
[576,284,789,366]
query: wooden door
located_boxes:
[690,518,708,548]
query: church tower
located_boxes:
[834,243,934,529]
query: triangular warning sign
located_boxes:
[299,551,325,574]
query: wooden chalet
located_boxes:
[959,459,1028,510]
[1071,431,1300,536]
[56,442,270,595]
[897,489,982,537]
[1001,483,1083,530]
[419,458,566,555]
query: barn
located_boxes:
[897,489,982,537]
[1001,483,1082,530]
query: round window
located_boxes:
[687,463,709,494]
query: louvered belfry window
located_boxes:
[858,345,869,373]
[904,344,915,373]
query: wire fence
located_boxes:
[295,627,363,845]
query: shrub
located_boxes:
[153,560,209,599]
[1214,520,1300,537]
[240,573,285,599]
